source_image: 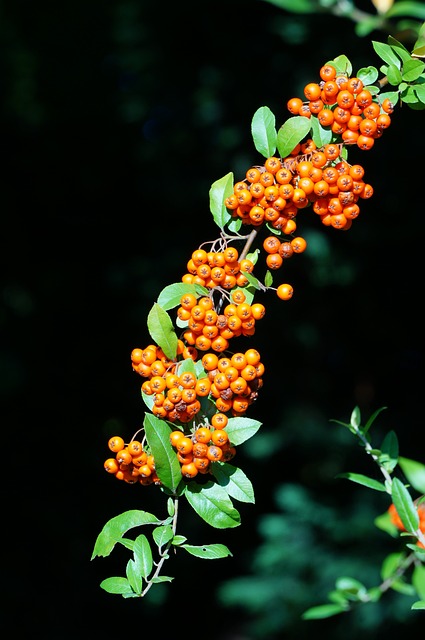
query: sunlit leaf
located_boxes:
[147,302,178,360]
[157,283,208,311]
[209,173,234,229]
[100,577,135,596]
[126,558,143,594]
[372,41,401,67]
[226,416,262,445]
[392,477,420,532]
[277,116,311,158]
[398,456,425,493]
[184,480,241,528]
[144,413,183,492]
[181,543,233,559]
[132,534,153,580]
[401,58,425,81]
[412,564,425,600]
[337,472,386,491]
[211,462,255,503]
[411,600,425,609]
[251,106,277,157]
[91,510,161,559]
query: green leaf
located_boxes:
[310,114,332,148]
[210,462,255,503]
[126,558,143,594]
[132,534,153,580]
[412,564,425,600]
[181,543,233,559]
[277,116,311,158]
[414,83,425,104]
[379,430,398,472]
[402,58,425,81]
[411,600,425,610]
[372,41,401,68]
[184,480,241,528]
[157,283,207,311]
[388,35,415,62]
[251,106,277,157]
[381,551,406,580]
[392,477,420,532]
[302,603,348,619]
[362,406,387,434]
[335,576,367,599]
[398,456,425,493]
[143,414,183,492]
[350,406,361,429]
[329,54,352,76]
[91,510,161,559]
[386,2,425,20]
[152,524,174,548]
[357,66,379,85]
[225,416,262,445]
[210,173,234,230]
[147,302,178,360]
[387,64,403,85]
[99,576,135,596]
[337,472,386,492]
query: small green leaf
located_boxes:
[337,472,386,492]
[277,116,311,158]
[330,55,352,76]
[310,115,333,148]
[99,577,135,596]
[262,0,318,14]
[181,543,232,559]
[209,173,234,229]
[132,534,153,580]
[392,477,420,532]
[210,462,255,503]
[350,406,361,429]
[226,416,262,445]
[388,34,415,62]
[126,558,143,594]
[251,106,277,157]
[381,551,406,580]
[157,283,207,311]
[398,456,425,493]
[387,64,403,85]
[144,414,183,492]
[402,58,425,81]
[362,406,387,434]
[414,83,425,104]
[302,603,348,619]
[151,575,174,583]
[147,303,178,360]
[184,480,241,528]
[92,510,161,559]
[379,430,398,472]
[152,525,174,548]
[411,600,425,610]
[373,41,402,68]
[357,66,379,85]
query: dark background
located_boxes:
[1,0,424,637]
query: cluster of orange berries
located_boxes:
[181,246,255,291]
[177,289,265,353]
[388,502,425,548]
[104,435,160,485]
[132,339,264,420]
[169,414,236,479]
[224,141,374,232]
[287,63,393,150]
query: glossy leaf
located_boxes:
[373,40,402,67]
[144,413,183,492]
[398,456,425,493]
[277,116,311,158]
[411,600,425,609]
[357,65,379,85]
[100,576,135,596]
[251,106,277,157]
[391,477,420,532]
[126,558,143,594]
[157,283,207,311]
[337,472,386,492]
[91,510,161,559]
[401,58,425,81]
[147,302,178,360]
[152,525,174,549]
[181,543,232,559]
[209,173,234,229]
[225,416,262,445]
[184,480,241,528]
[211,462,255,503]
[132,534,153,580]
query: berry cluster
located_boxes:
[289,64,393,150]
[388,502,425,548]
[170,415,236,479]
[182,247,255,291]
[104,436,160,485]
